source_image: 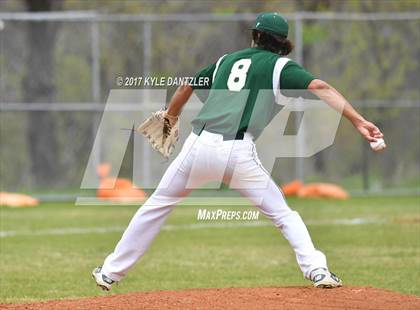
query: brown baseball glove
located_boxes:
[137,109,179,158]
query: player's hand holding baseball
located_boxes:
[354,119,386,151]
[354,119,383,142]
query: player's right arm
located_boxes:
[308,79,384,143]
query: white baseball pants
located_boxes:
[102,131,327,281]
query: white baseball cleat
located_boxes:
[92,266,116,291]
[310,267,342,288]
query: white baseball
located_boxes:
[370,138,386,152]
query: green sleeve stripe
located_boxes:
[272,57,290,103]
[212,54,227,83]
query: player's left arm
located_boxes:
[165,59,218,119]
[137,60,215,158]
[165,84,193,120]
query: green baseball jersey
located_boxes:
[191,47,314,139]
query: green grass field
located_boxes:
[0,196,419,304]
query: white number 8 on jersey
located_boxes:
[227,59,251,92]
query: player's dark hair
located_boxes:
[252,29,294,56]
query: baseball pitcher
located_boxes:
[93,12,384,290]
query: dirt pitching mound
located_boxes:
[2,286,419,310]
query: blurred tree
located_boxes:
[295,0,333,174]
[22,0,63,186]
[0,0,417,191]
[303,0,419,188]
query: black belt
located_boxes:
[196,127,245,141]
[221,132,245,141]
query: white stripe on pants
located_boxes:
[102,131,327,281]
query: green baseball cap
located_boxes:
[253,12,289,38]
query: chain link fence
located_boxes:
[0,12,419,196]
